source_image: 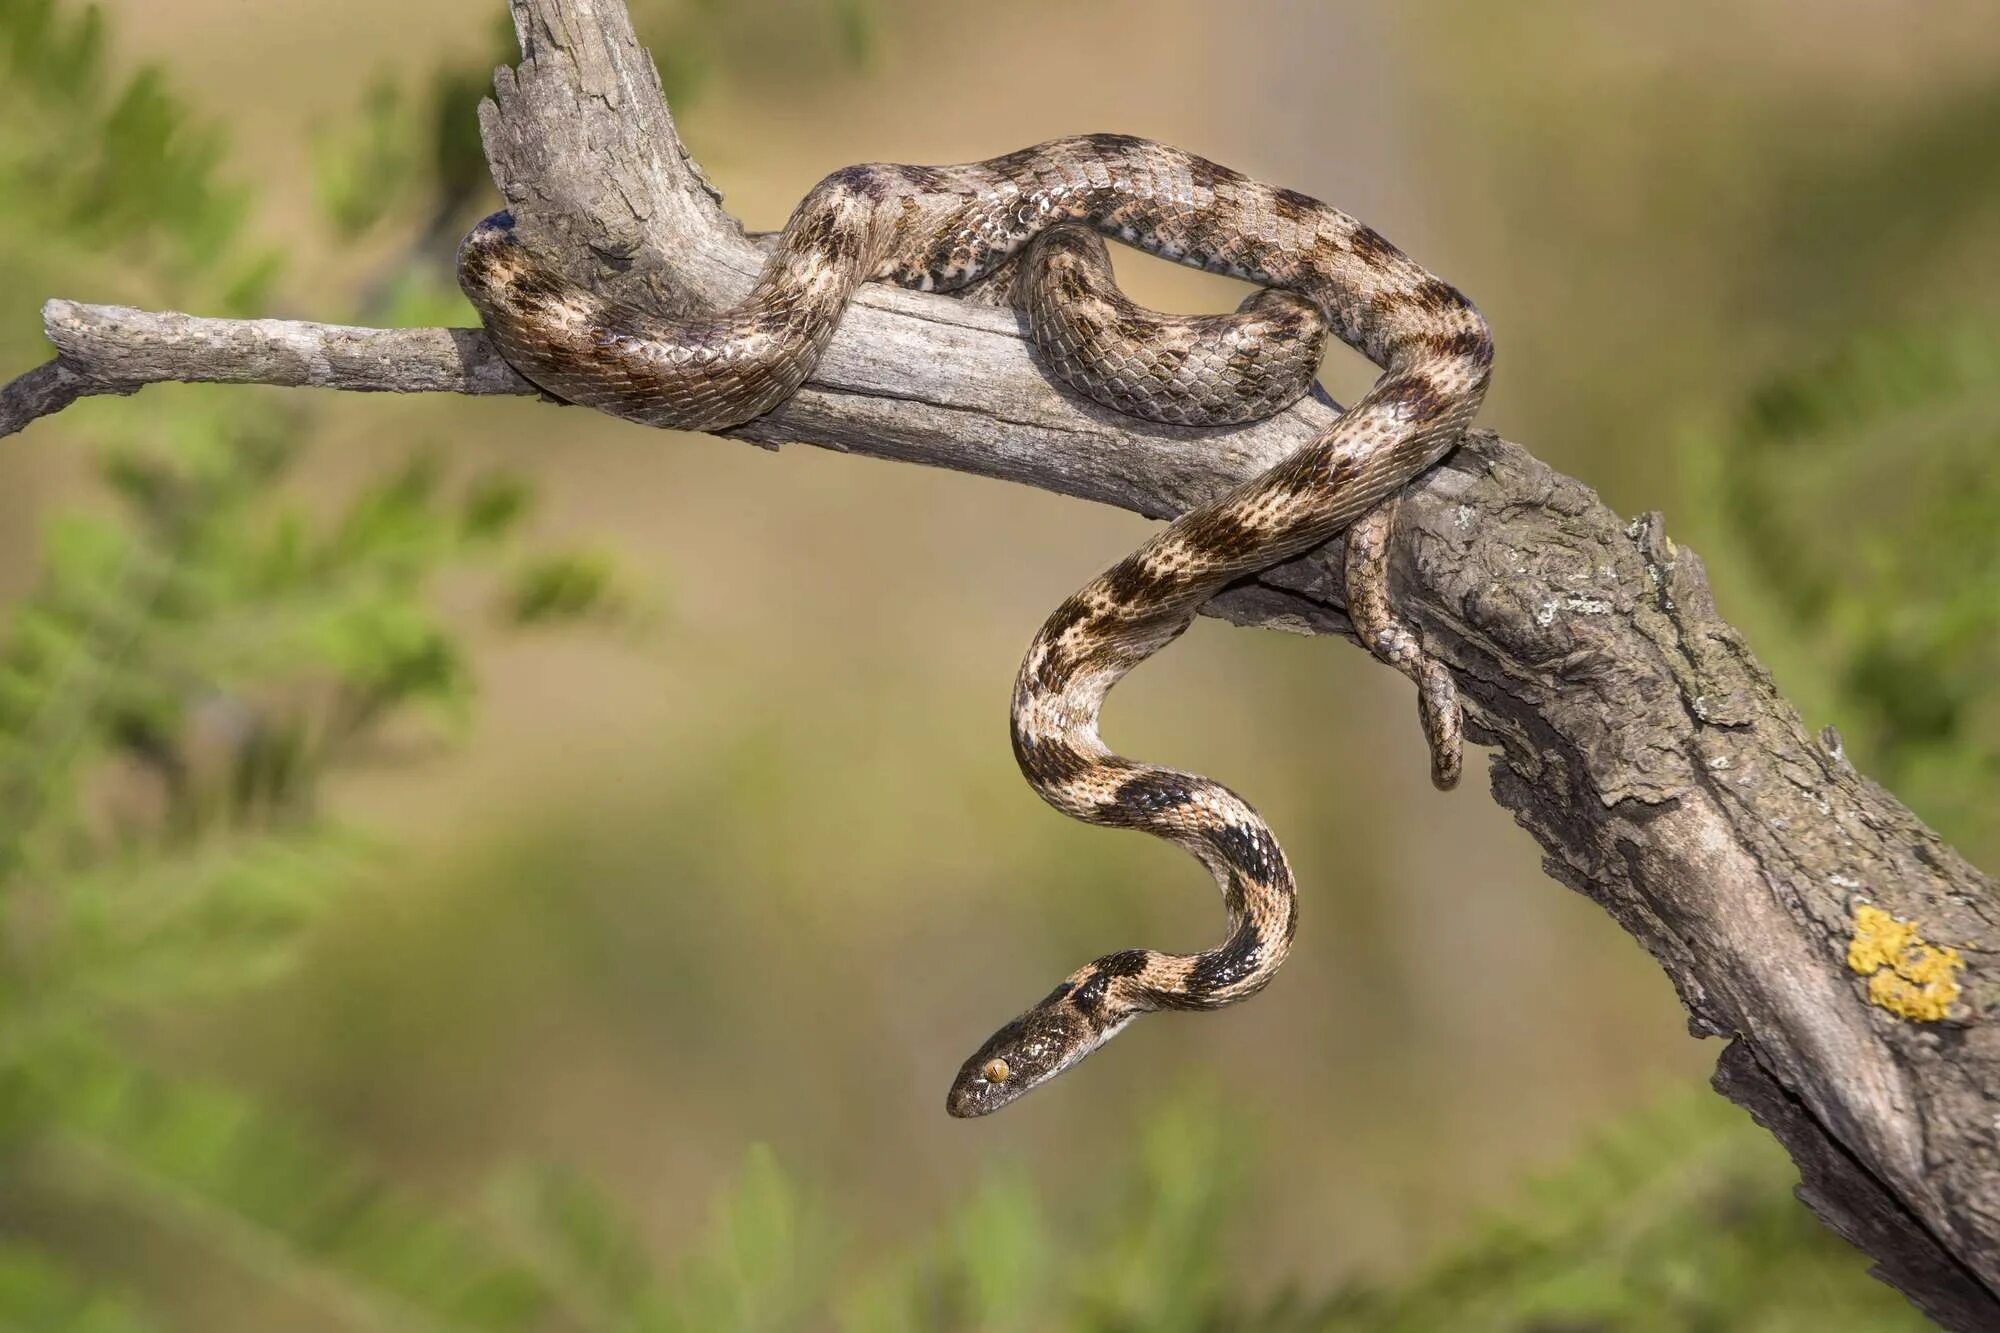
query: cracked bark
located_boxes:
[1,0,1995,1324]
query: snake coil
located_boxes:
[459,134,1491,1117]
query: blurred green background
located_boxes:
[1,0,1996,1328]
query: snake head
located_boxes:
[946,983,1125,1118]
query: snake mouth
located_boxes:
[945,1078,1009,1119]
[946,1044,1035,1118]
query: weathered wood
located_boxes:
[35,301,531,400]
[0,1,1994,1323]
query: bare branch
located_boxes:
[0,0,1994,1322]
[0,355,122,438]
[0,301,535,438]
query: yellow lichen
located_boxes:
[1846,904,1919,974]
[1846,903,1963,1022]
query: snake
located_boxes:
[457,133,1492,1118]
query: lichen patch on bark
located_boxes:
[1847,903,1964,1022]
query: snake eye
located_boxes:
[983,1058,1011,1084]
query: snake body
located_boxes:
[458,134,1492,1117]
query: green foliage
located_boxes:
[1303,1092,1926,1333]
[828,0,877,70]
[0,1243,160,1333]
[490,1165,679,1332]
[0,403,626,880]
[490,1151,831,1333]
[0,0,270,310]
[10,830,372,1037]
[314,75,426,241]
[0,4,637,1327]
[659,1148,828,1333]
[310,10,517,268]
[593,1088,1917,1333]
[1691,314,2000,860]
[20,1043,553,1333]
[507,551,632,626]
[1754,80,2000,338]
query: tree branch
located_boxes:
[2,0,1996,1324]
[0,301,534,438]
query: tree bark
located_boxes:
[1,0,1995,1324]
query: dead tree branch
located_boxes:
[1,0,1995,1323]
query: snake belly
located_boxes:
[456,133,1492,1118]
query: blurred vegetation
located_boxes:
[0,0,1986,1328]
[1689,317,2000,866]
[0,2,626,1326]
[1677,66,2000,870]
[835,1088,1927,1332]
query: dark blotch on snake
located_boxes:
[1101,554,1179,607]
[824,163,892,202]
[1026,595,1097,691]
[1028,650,1073,695]
[1204,161,1249,190]
[1269,187,1319,226]
[1096,949,1151,978]
[1039,593,1095,643]
[1257,450,1355,508]
[1012,730,1091,786]
[1184,922,1269,999]
[1178,510,1269,563]
[1205,819,1286,885]
[1083,131,1150,156]
[1346,223,1400,266]
[1071,970,1112,1015]
[1376,372,1450,424]
[817,220,863,266]
[1424,327,1496,366]
[985,144,1046,177]
[1111,769,1200,817]
[1410,277,1475,317]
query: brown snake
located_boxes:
[457,133,1492,1117]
